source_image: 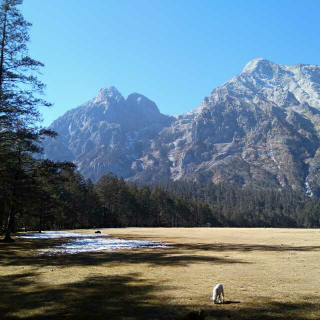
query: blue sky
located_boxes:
[21,0,320,127]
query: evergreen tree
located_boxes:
[0,0,53,241]
[2,123,55,240]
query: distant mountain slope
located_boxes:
[43,59,320,195]
[43,87,174,181]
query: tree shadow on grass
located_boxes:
[0,273,38,318]
[0,271,319,320]
[0,238,249,269]
[1,235,320,270]
[0,272,178,319]
[206,300,320,320]
[175,242,320,253]
[96,233,320,254]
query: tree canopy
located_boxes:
[0,0,55,241]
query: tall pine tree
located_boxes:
[0,0,54,241]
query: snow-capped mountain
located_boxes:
[43,59,320,195]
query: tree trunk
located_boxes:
[3,205,15,242]
[39,199,43,233]
[0,204,3,232]
[39,211,42,233]
[3,135,22,241]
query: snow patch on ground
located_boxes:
[19,231,168,255]
[20,231,103,239]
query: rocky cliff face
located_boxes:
[43,87,174,181]
[43,59,320,195]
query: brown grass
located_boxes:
[1,228,320,319]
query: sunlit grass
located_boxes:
[1,228,320,319]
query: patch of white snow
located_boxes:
[19,231,168,255]
[20,231,102,239]
[305,182,314,197]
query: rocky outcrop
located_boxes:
[43,87,174,181]
[43,59,320,195]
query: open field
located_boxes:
[1,228,320,319]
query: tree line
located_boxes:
[1,169,320,235]
[1,0,320,241]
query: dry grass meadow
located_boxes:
[1,228,320,319]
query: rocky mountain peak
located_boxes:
[94,86,124,103]
[126,93,160,113]
[242,57,282,77]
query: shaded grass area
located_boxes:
[1,229,320,319]
[0,268,318,320]
[0,272,178,320]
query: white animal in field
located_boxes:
[211,283,224,304]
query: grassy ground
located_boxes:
[1,228,320,319]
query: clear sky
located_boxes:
[21,0,320,127]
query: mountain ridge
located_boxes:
[43,58,320,195]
